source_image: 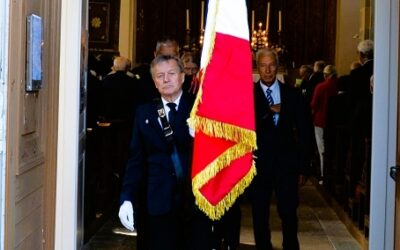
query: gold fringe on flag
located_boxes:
[193,161,256,220]
[189,115,257,220]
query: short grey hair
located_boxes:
[155,37,180,56]
[256,48,279,66]
[112,56,129,71]
[357,39,374,59]
[323,65,337,78]
[150,55,184,76]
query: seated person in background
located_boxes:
[307,60,326,101]
[181,51,200,96]
[298,64,313,102]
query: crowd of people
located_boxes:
[298,40,373,194]
[86,36,373,250]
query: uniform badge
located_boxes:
[157,108,166,118]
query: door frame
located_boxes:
[52,0,400,249]
[0,0,8,248]
[55,0,82,249]
[369,0,399,249]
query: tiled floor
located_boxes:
[83,181,362,250]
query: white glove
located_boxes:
[118,201,135,231]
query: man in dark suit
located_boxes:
[304,60,326,105]
[96,56,139,210]
[118,55,194,250]
[346,39,374,199]
[250,48,310,250]
[101,56,139,125]
[349,42,373,135]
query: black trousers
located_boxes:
[144,207,189,250]
[249,172,300,250]
[191,202,241,250]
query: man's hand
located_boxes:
[118,201,135,231]
[270,104,281,114]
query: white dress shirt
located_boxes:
[259,79,281,124]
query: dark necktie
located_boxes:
[166,102,177,127]
[266,88,274,106]
[266,88,277,125]
[166,102,183,186]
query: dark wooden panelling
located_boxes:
[136,0,203,62]
[134,0,336,68]
[251,0,337,67]
[89,0,121,51]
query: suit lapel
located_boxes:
[176,94,190,122]
[147,102,165,139]
[278,81,287,125]
[254,82,270,119]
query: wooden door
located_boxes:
[6,0,61,249]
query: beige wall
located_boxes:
[119,0,136,63]
[335,0,374,76]
[335,0,360,76]
[359,0,373,40]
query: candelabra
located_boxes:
[182,28,201,59]
[198,29,204,48]
[251,22,269,51]
[183,28,191,51]
[251,24,287,59]
[182,4,204,57]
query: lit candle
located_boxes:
[251,10,255,31]
[278,10,282,32]
[200,1,205,30]
[186,9,190,30]
[266,2,270,31]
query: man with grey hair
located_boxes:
[346,39,374,203]
[250,47,310,250]
[154,37,180,57]
[111,56,130,72]
[357,39,374,62]
[130,37,181,105]
[119,55,194,250]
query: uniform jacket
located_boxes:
[120,93,193,215]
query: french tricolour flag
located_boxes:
[189,0,257,220]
